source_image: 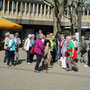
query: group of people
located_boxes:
[3,30,90,73]
[4,32,21,66]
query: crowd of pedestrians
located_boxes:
[3,30,90,73]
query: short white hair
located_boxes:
[5,32,10,37]
[66,36,71,39]
[38,34,43,39]
[81,36,84,39]
[39,30,42,33]
[28,34,31,38]
[10,34,14,38]
[50,33,53,35]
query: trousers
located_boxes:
[66,55,78,70]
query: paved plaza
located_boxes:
[0,49,90,90]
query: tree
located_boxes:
[43,0,85,36]
[43,0,68,36]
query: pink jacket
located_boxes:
[34,39,44,55]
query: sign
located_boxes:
[75,32,79,42]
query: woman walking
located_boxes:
[44,35,52,67]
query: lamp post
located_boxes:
[77,0,85,42]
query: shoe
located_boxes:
[80,60,82,63]
[48,65,53,68]
[7,65,11,67]
[62,67,66,69]
[34,70,40,73]
[74,68,79,72]
[83,61,86,64]
[84,65,88,67]
[27,62,30,64]
[66,68,72,71]
[4,63,7,65]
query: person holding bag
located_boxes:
[7,34,16,66]
[80,36,87,63]
[24,34,32,64]
[66,36,78,71]
[3,32,10,64]
[34,35,44,73]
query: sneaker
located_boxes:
[74,68,79,72]
[34,70,40,73]
[84,65,88,67]
[4,63,7,65]
[66,68,72,71]
[48,65,53,68]
[27,62,30,64]
[80,59,82,63]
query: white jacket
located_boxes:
[24,38,32,51]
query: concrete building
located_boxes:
[0,0,90,39]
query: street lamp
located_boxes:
[77,0,84,42]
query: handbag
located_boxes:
[30,48,35,54]
[80,47,87,53]
[6,47,10,51]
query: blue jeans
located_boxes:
[56,46,60,60]
[26,51,31,63]
[35,54,43,70]
[4,50,8,63]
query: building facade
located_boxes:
[0,0,90,38]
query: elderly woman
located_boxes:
[34,35,44,72]
[71,35,78,51]
[24,34,32,64]
[66,36,78,71]
[44,35,51,67]
[7,34,16,66]
[60,35,67,69]
[3,32,10,64]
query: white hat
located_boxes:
[66,36,71,39]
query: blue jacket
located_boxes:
[8,38,16,51]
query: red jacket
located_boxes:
[59,40,62,51]
[65,48,77,61]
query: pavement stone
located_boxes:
[0,49,90,90]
